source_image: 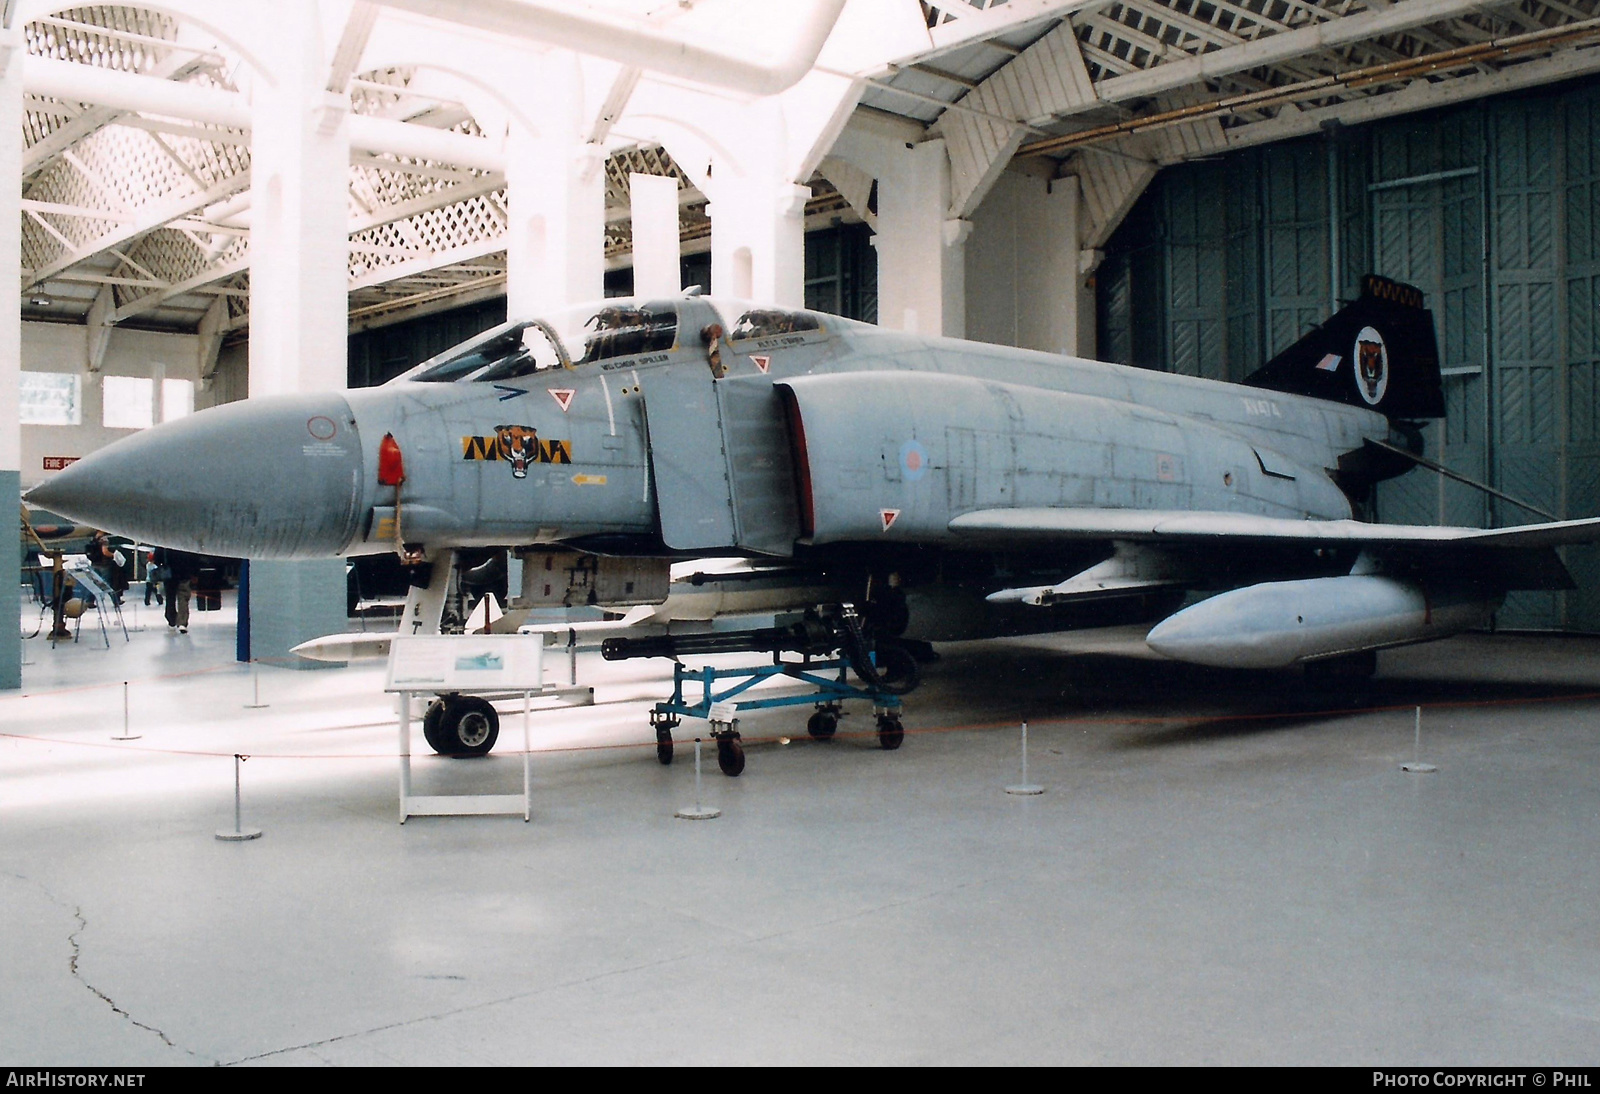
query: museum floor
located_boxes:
[4,595,1599,1065]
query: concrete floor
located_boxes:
[4,594,1600,1065]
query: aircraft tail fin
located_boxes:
[1243,274,1444,419]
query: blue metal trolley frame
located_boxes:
[649,652,905,776]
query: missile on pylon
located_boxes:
[1144,574,1501,669]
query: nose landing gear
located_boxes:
[421,694,500,757]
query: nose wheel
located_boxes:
[422,695,500,757]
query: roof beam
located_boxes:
[1072,0,1509,117]
[24,172,249,288]
[1219,36,1600,149]
[20,198,130,223]
[369,0,845,97]
[112,255,249,323]
[23,51,206,179]
[22,55,505,171]
[347,177,506,235]
[346,233,504,293]
[915,0,1106,62]
[1019,9,1600,156]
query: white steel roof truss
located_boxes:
[112,254,250,324]
[25,169,248,289]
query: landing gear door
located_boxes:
[640,367,739,550]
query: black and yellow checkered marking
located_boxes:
[460,436,573,464]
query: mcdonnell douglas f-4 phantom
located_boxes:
[29,276,1600,763]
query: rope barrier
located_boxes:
[0,653,359,702]
[4,685,1598,762]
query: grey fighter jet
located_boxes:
[29,276,1600,758]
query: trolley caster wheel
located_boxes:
[717,736,746,777]
[876,713,904,751]
[807,710,838,739]
[435,696,499,757]
[656,725,675,766]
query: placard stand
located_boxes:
[395,689,533,822]
[386,635,546,823]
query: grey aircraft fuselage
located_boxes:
[45,286,1589,667]
[339,297,1371,559]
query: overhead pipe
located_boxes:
[23,55,506,172]
[367,0,847,97]
[1018,16,1600,158]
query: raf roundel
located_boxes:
[1353,325,1389,406]
[899,438,928,482]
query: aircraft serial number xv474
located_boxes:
[31,276,1600,768]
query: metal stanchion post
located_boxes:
[111,680,141,741]
[676,739,721,820]
[244,663,269,709]
[1005,720,1044,795]
[1400,706,1437,773]
[215,754,263,840]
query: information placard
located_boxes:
[385,635,544,692]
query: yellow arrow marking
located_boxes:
[571,473,608,486]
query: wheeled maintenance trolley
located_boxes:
[650,653,905,777]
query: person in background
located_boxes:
[152,546,200,633]
[86,532,130,605]
[143,547,165,606]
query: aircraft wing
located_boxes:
[948,508,1600,549]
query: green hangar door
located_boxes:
[1099,83,1600,632]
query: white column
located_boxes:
[629,172,682,298]
[0,17,22,689]
[965,171,1085,356]
[504,55,605,319]
[245,0,351,666]
[248,0,349,397]
[874,139,967,338]
[707,179,808,306]
[680,99,806,307]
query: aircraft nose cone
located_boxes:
[26,394,365,559]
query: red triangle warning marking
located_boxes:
[549,388,576,412]
[752,355,771,374]
[880,509,900,531]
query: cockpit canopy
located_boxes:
[395,297,837,385]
